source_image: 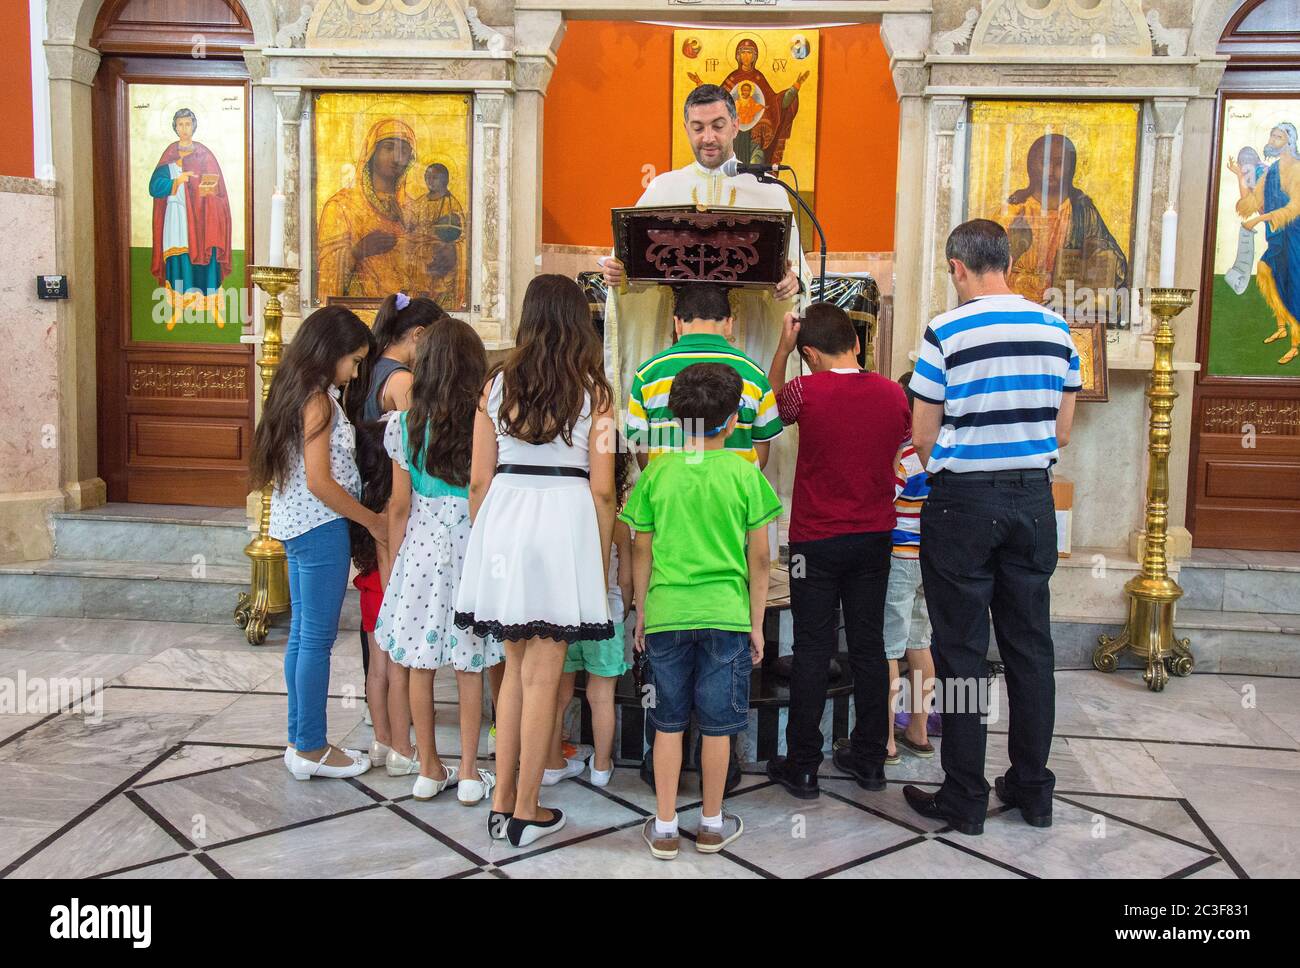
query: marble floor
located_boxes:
[2,614,1298,879]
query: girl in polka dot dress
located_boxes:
[374,316,504,805]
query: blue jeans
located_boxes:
[644,628,752,737]
[284,517,351,751]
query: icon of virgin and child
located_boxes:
[317,118,468,309]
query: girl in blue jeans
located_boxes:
[251,306,388,780]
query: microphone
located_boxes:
[720,159,792,179]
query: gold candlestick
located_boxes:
[1094,287,1196,691]
[235,265,300,645]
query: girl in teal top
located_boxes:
[375,317,503,805]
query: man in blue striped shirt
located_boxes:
[902,219,1078,836]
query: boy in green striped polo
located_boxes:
[626,284,782,468]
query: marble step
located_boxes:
[0,557,363,631]
[1047,608,1300,677]
[1178,554,1300,615]
[52,509,252,567]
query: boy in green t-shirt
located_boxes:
[625,284,782,468]
[620,362,783,861]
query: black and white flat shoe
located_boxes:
[488,811,512,841]
[505,809,566,848]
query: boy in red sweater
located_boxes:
[764,305,911,799]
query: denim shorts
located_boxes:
[644,628,752,736]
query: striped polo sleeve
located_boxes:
[750,371,784,443]
[910,324,947,405]
[625,366,650,444]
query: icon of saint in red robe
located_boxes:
[148,108,233,329]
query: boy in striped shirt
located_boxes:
[884,372,937,763]
[625,284,782,468]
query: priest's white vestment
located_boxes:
[604,159,811,502]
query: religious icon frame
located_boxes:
[963,99,1142,329]
[611,204,793,288]
[1199,92,1300,380]
[325,296,385,328]
[1068,319,1109,403]
[124,78,252,346]
[310,91,474,312]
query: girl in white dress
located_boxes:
[377,317,504,804]
[455,275,618,848]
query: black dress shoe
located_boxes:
[766,756,820,800]
[995,776,1053,828]
[902,785,984,836]
[832,745,886,792]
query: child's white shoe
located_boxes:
[458,769,496,805]
[363,706,373,727]
[541,758,585,786]
[369,741,391,769]
[288,747,370,781]
[284,746,296,771]
[589,762,614,787]
[412,765,459,801]
[386,747,420,776]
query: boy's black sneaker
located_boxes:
[832,744,886,791]
[766,756,820,800]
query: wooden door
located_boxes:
[1188,1,1300,551]
[92,54,254,507]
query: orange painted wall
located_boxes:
[542,22,898,253]
[0,0,34,179]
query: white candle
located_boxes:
[268,190,286,268]
[1158,207,1177,288]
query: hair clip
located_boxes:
[394,292,410,311]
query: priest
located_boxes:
[601,84,811,493]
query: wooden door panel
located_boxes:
[131,417,245,461]
[93,55,254,507]
[1187,60,1300,551]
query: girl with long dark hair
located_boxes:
[374,316,504,804]
[358,292,448,779]
[251,305,383,780]
[455,274,618,847]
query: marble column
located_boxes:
[924,96,967,325]
[44,41,105,514]
[272,87,305,315]
[472,91,509,346]
[881,12,932,377]
[510,10,564,345]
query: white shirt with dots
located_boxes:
[268,385,362,541]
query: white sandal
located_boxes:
[288,746,370,781]
[457,769,496,805]
[412,764,459,801]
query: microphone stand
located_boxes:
[757,171,827,302]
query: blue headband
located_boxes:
[697,420,731,438]
[394,292,410,311]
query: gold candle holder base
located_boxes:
[1094,287,1195,692]
[234,265,300,645]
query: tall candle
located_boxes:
[1158,207,1177,288]
[268,191,287,268]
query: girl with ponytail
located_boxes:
[357,292,449,778]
